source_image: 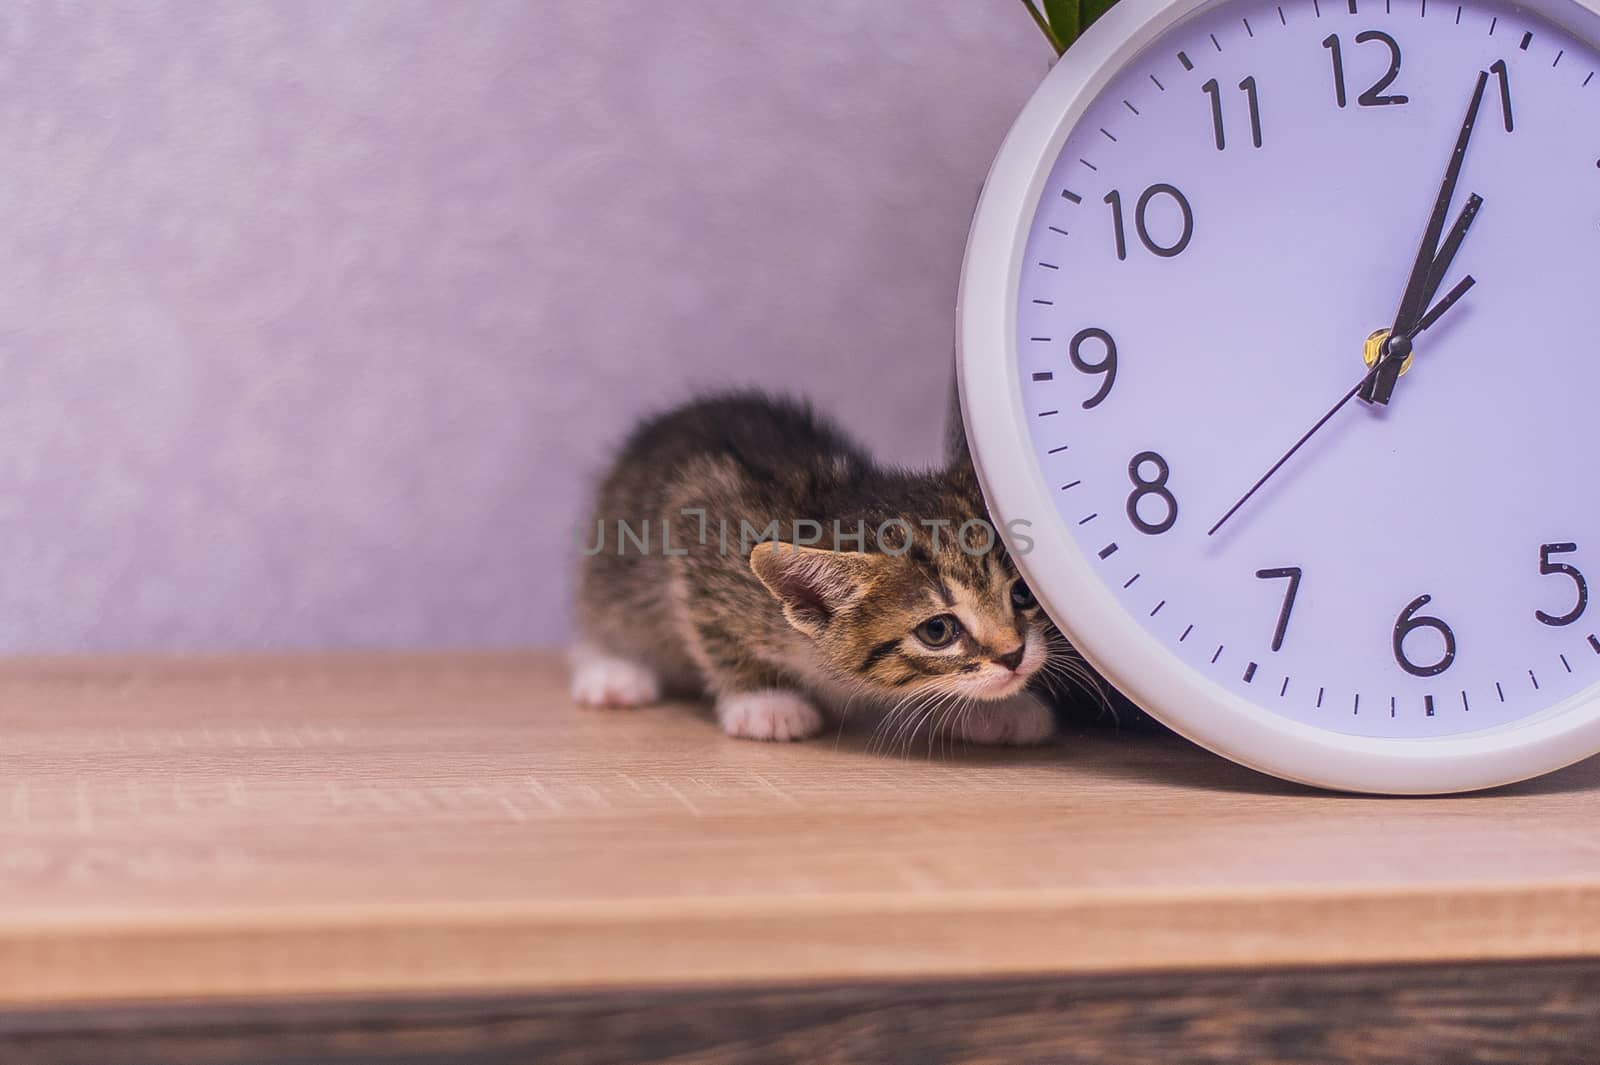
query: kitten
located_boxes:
[571,391,1073,746]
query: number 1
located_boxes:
[1489,58,1513,132]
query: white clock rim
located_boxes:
[957,0,1600,794]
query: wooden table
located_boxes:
[1,653,1597,1063]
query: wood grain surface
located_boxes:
[5,961,1600,1065]
[1,652,1598,1006]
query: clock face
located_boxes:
[1008,0,1600,741]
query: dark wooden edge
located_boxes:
[1,959,1597,1065]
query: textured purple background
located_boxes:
[0,2,1044,653]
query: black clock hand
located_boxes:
[1421,193,1483,306]
[1365,193,1483,404]
[1207,275,1476,539]
[1408,272,1476,335]
[1361,70,1489,405]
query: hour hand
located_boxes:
[1420,192,1483,305]
[1360,192,1484,405]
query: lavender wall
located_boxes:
[0,2,1045,653]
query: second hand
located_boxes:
[1205,274,1477,539]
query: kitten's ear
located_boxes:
[749,543,880,638]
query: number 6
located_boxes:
[1393,594,1456,678]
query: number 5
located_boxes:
[1537,542,1588,627]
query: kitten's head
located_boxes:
[749,522,1049,703]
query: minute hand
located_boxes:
[1360,70,1489,404]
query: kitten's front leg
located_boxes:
[569,643,662,708]
[959,691,1057,747]
[690,633,825,742]
[715,688,825,742]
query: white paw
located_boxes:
[716,690,825,742]
[569,647,661,708]
[960,691,1057,747]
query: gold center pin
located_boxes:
[1362,328,1414,376]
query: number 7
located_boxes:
[1255,566,1303,652]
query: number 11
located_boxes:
[1202,76,1263,150]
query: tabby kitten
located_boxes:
[571,392,1067,746]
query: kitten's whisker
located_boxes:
[898,690,945,758]
[926,689,964,759]
[876,686,936,757]
[954,699,977,749]
[903,686,958,758]
[1039,648,1118,724]
[835,681,874,751]
[941,695,975,757]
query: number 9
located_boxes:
[1069,327,1118,409]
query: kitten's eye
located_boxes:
[913,614,962,649]
[1010,579,1037,610]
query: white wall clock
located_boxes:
[958,0,1600,792]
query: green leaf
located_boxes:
[1079,0,1120,32]
[1042,0,1080,48]
[1018,0,1066,54]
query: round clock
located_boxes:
[958,0,1600,792]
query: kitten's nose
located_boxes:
[991,646,1025,672]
